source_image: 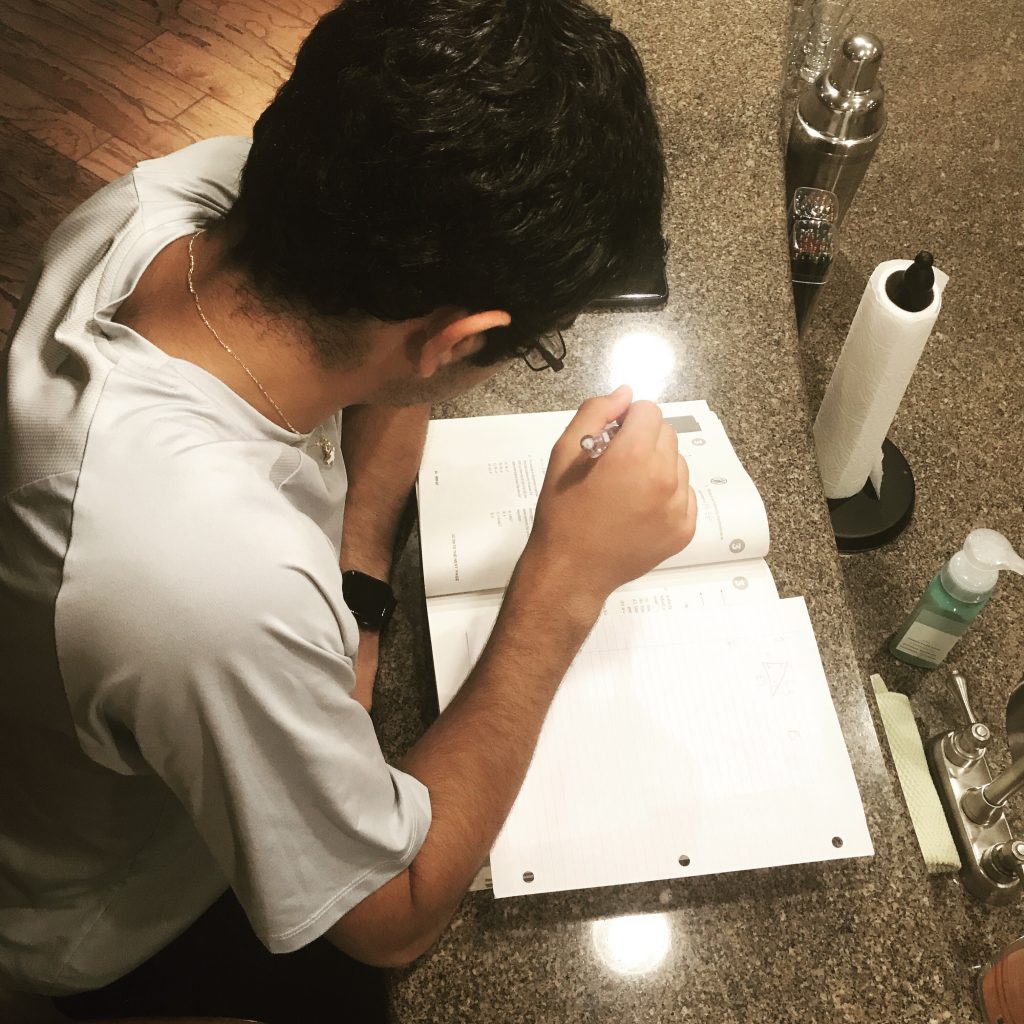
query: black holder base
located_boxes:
[827,438,915,552]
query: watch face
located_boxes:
[342,571,396,632]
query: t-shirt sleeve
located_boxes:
[59,526,431,954]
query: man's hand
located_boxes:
[526,385,697,608]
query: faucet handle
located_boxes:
[950,669,980,725]
[981,840,1024,885]
[944,722,992,770]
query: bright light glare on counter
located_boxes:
[608,330,675,401]
[591,913,671,976]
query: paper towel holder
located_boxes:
[827,437,914,552]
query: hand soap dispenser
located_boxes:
[890,529,1024,669]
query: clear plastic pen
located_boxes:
[579,420,620,459]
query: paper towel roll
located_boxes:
[813,258,948,499]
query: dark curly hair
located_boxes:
[226,0,665,365]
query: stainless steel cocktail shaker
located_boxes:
[785,32,886,228]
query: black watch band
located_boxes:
[341,570,397,632]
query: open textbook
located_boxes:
[417,401,873,898]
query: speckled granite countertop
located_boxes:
[372,1,1024,1020]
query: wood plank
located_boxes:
[0,287,17,344]
[263,0,335,24]
[192,0,311,74]
[176,95,256,140]
[72,0,323,80]
[62,0,166,38]
[156,17,284,93]
[0,164,75,242]
[0,121,104,213]
[264,0,328,30]
[137,31,277,122]
[0,23,198,157]
[79,137,151,182]
[0,246,32,322]
[156,2,299,88]
[0,1,202,120]
[0,171,75,311]
[34,0,167,52]
[123,0,191,26]
[0,70,110,162]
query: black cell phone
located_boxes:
[586,241,669,311]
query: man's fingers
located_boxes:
[564,385,632,439]
[550,386,632,471]
[611,399,663,453]
[675,450,691,492]
[683,485,698,539]
[654,421,680,464]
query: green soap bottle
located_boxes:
[890,529,1024,669]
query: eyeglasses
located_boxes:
[521,330,566,373]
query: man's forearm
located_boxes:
[327,546,603,965]
[339,403,430,578]
[401,544,602,903]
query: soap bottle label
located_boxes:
[893,618,966,664]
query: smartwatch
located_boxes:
[341,570,397,632]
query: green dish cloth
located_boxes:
[871,673,961,874]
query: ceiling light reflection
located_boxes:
[591,913,672,976]
[608,330,676,402]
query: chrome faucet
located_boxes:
[965,677,1024,826]
[927,670,1024,904]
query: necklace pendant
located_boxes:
[318,435,336,467]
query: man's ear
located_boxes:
[416,309,511,378]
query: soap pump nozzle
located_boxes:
[941,529,1024,603]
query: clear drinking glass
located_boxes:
[978,935,1024,1024]
[784,0,868,89]
[803,0,859,81]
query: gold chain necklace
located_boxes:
[186,230,335,467]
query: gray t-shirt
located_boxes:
[0,137,431,996]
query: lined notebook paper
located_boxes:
[459,596,872,897]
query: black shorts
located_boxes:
[55,889,389,1023]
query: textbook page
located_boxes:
[418,402,769,599]
[427,558,780,715]
[444,596,872,897]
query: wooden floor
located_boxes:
[0,0,335,344]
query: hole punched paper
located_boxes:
[417,401,873,897]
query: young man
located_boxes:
[0,0,695,1019]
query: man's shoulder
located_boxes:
[73,433,336,606]
[54,438,357,771]
[64,351,344,625]
[132,136,252,221]
[56,440,355,706]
